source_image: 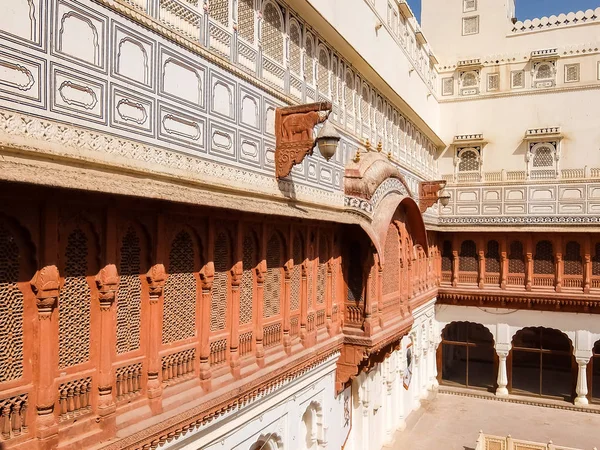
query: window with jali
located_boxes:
[533,146,554,168]
[264,233,282,318]
[383,224,400,296]
[162,231,197,344]
[289,22,301,75]
[237,0,254,43]
[317,47,329,95]
[347,243,363,303]
[209,0,229,26]
[262,3,283,63]
[59,228,91,369]
[508,241,525,273]
[0,222,24,382]
[304,34,314,84]
[441,240,452,272]
[564,241,582,275]
[458,149,479,172]
[593,243,600,276]
[534,240,554,274]
[291,234,303,312]
[210,230,230,332]
[117,226,142,354]
[240,231,257,325]
[361,86,369,124]
[485,240,500,273]
[345,71,354,113]
[459,240,478,272]
[316,235,328,305]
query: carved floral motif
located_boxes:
[30,265,60,318]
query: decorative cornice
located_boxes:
[438,215,600,226]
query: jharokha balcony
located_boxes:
[437,233,600,312]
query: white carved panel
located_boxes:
[0,49,44,106]
[483,189,501,201]
[482,204,501,215]
[587,185,600,199]
[52,67,105,120]
[528,203,556,214]
[55,1,106,69]
[589,203,600,213]
[505,188,525,201]
[114,25,153,87]
[0,0,40,44]
[112,87,153,134]
[307,161,318,181]
[265,104,276,136]
[264,142,276,167]
[559,186,584,200]
[558,203,584,214]
[456,205,480,215]
[529,186,556,201]
[504,204,526,214]
[209,123,235,158]
[161,53,205,108]
[240,93,259,129]
[239,133,261,166]
[457,189,479,202]
[212,78,234,119]
[158,104,205,151]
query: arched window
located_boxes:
[508,241,525,274]
[440,322,495,390]
[316,234,328,306]
[383,224,400,296]
[331,57,338,103]
[459,240,477,272]
[511,327,573,400]
[533,240,554,275]
[240,230,258,325]
[289,20,301,75]
[264,232,283,318]
[0,220,24,382]
[211,229,231,332]
[344,70,355,116]
[532,145,554,168]
[441,240,452,273]
[163,230,198,344]
[117,225,143,354]
[564,241,582,276]
[361,84,370,125]
[209,0,229,26]
[304,33,315,84]
[317,45,330,96]
[485,240,500,273]
[461,71,478,87]
[237,0,254,43]
[291,233,303,313]
[457,148,480,173]
[534,62,554,83]
[347,241,363,304]
[593,243,600,276]
[262,2,283,63]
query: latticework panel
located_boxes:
[459,240,478,272]
[508,241,525,273]
[117,226,142,354]
[262,3,283,63]
[304,35,314,84]
[237,0,254,43]
[290,234,303,312]
[441,240,452,272]
[210,231,230,332]
[289,22,301,75]
[0,223,23,383]
[369,264,377,304]
[331,58,338,102]
[345,72,354,112]
[593,243,600,276]
[533,146,554,168]
[264,234,281,318]
[361,86,369,122]
[316,236,328,305]
[307,260,314,309]
[383,224,400,295]
[347,246,363,302]
[485,240,500,273]
[533,240,554,274]
[458,150,479,172]
[240,232,256,325]
[162,231,197,344]
[59,228,91,369]
[209,0,229,26]
[317,47,329,94]
[535,63,552,80]
[564,241,583,275]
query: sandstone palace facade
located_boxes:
[0,0,599,449]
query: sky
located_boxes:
[407,0,600,23]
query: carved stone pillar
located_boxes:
[525,236,533,291]
[326,260,334,337]
[299,260,308,345]
[282,260,292,355]
[555,252,563,293]
[584,236,591,294]
[575,357,590,406]
[146,264,166,402]
[500,250,507,289]
[199,262,214,388]
[255,260,267,367]
[31,266,60,446]
[95,264,119,420]
[496,350,509,397]
[478,250,485,289]
[451,250,458,287]
[229,261,242,377]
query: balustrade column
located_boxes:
[451,250,458,287]
[255,258,267,366]
[299,259,308,346]
[525,236,533,291]
[495,350,509,397]
[283,259,292,355]
[478,249,485,289]
[31,265,60,448]
[145,264,166,404]
[575,357,590,406]
[584,236,591,294]
[555,252,563,293]
[199,262,214,388]
[326,260,334,337]
[500,238,507,289]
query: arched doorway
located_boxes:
[590,340,600,404]
[509,327,574,401]
[438,322,495,391]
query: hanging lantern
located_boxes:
[316,119,341,161]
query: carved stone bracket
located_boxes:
[230,261,243,288]
[146,264,166,302]
[418,180,446,213]
[96,264,120,311]
[30,265,60,319]
[200,262,215,291]
[275,102,331,179]
[255,260,267,284]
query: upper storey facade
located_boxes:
[421,0,600,230]
[0,0,443,227]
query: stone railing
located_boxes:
[443,167,600,184]
[511,8,600,34]
[475,431,584,450]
